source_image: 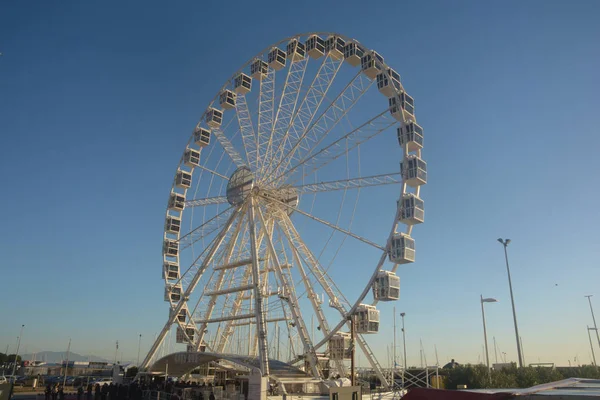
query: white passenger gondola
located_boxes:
[325,35,345,60]
[329,332,351,360]
[400,155,427,187]
[397,122,423,151]
[205,107,223,128]
[251,59,269,80]
[165,215,181,234]
[344,42,364,67]
[164,283,182,302]
[372,270,400,301]
[355,304,380,334]
[184,148,200,167]
[163,261,180,281]
[389,92,415,122]
[168,192,185,212]
[398,193,424,225]
[305,34,325,59]
[194,127,211,147]
[377,68,401,97]
[219,90,237,109]
[176,169,192,188]
[388,233,415,264]
[234,73,252,94]
[268,47,287,70]
[163,238,179,257]
[286,39,305,62]
[361,51,384,79]
[176,326,195,343]
[170,305,187,323]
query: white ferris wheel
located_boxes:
[141,32,427,387]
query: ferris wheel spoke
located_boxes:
[294,172,401,194]
[264,55,344,180]
[271,72,373,185]
[263,194,385,251]
[196,164,231,181]
[255,67,276,176]
[184,195,228,208]
[213,127,248,169]
[268,108,397,187]
[235,93,259,171]
[259,59,308,180]
[179,205,235,250]
[254,202,321,378]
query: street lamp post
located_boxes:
[497,238,524,368]
[585,295,600,350]
[11,325,24,377]
[400,313,407,369]
[480,296,497,381]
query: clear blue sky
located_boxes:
[1,0,599,368]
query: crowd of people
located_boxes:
[42,381,219,400]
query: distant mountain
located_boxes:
[21,351,110,363]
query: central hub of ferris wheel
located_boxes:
[226,167,255,205]
[226,166,300,212]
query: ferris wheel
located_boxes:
[141,32,426,386]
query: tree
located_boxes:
[126,367,139,377]
[7,354,22,363]
[0,353,7,364]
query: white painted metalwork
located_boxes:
[144,33,427,389]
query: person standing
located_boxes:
[45,384,52,400]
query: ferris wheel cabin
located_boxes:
[361,51,384,79]
[194,127,211,147]
[176,169,192,189]
[305,35,325,59]
[184,148,200,168]
[176,326,195,343]
[165,215,182,234]
[325,35,346,60]
[372,270,400,301]
[398,193,424,225]
[400,155,427,187]
[268,47,287,70]
[377,68,401,97]
[234,73,252,94]
[170,305,187,323]
[163,261,180,281]
[389,92,415,122]
[287,39,306,62]
[355,304,380,334]
[164,283,182,302]
[219,90,237,109]
[344,42,364,67]
[168,192,185,212]
[163,239,179,258]
[398,122,424,152]
[205,108,223,128]
[388,233,415,264]
[251,59,269,80]
[329,332,351,360]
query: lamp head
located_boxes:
[482,298,498,303]
[400,312,406,317]
[497,238,503,243]
[506,239,511,245]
